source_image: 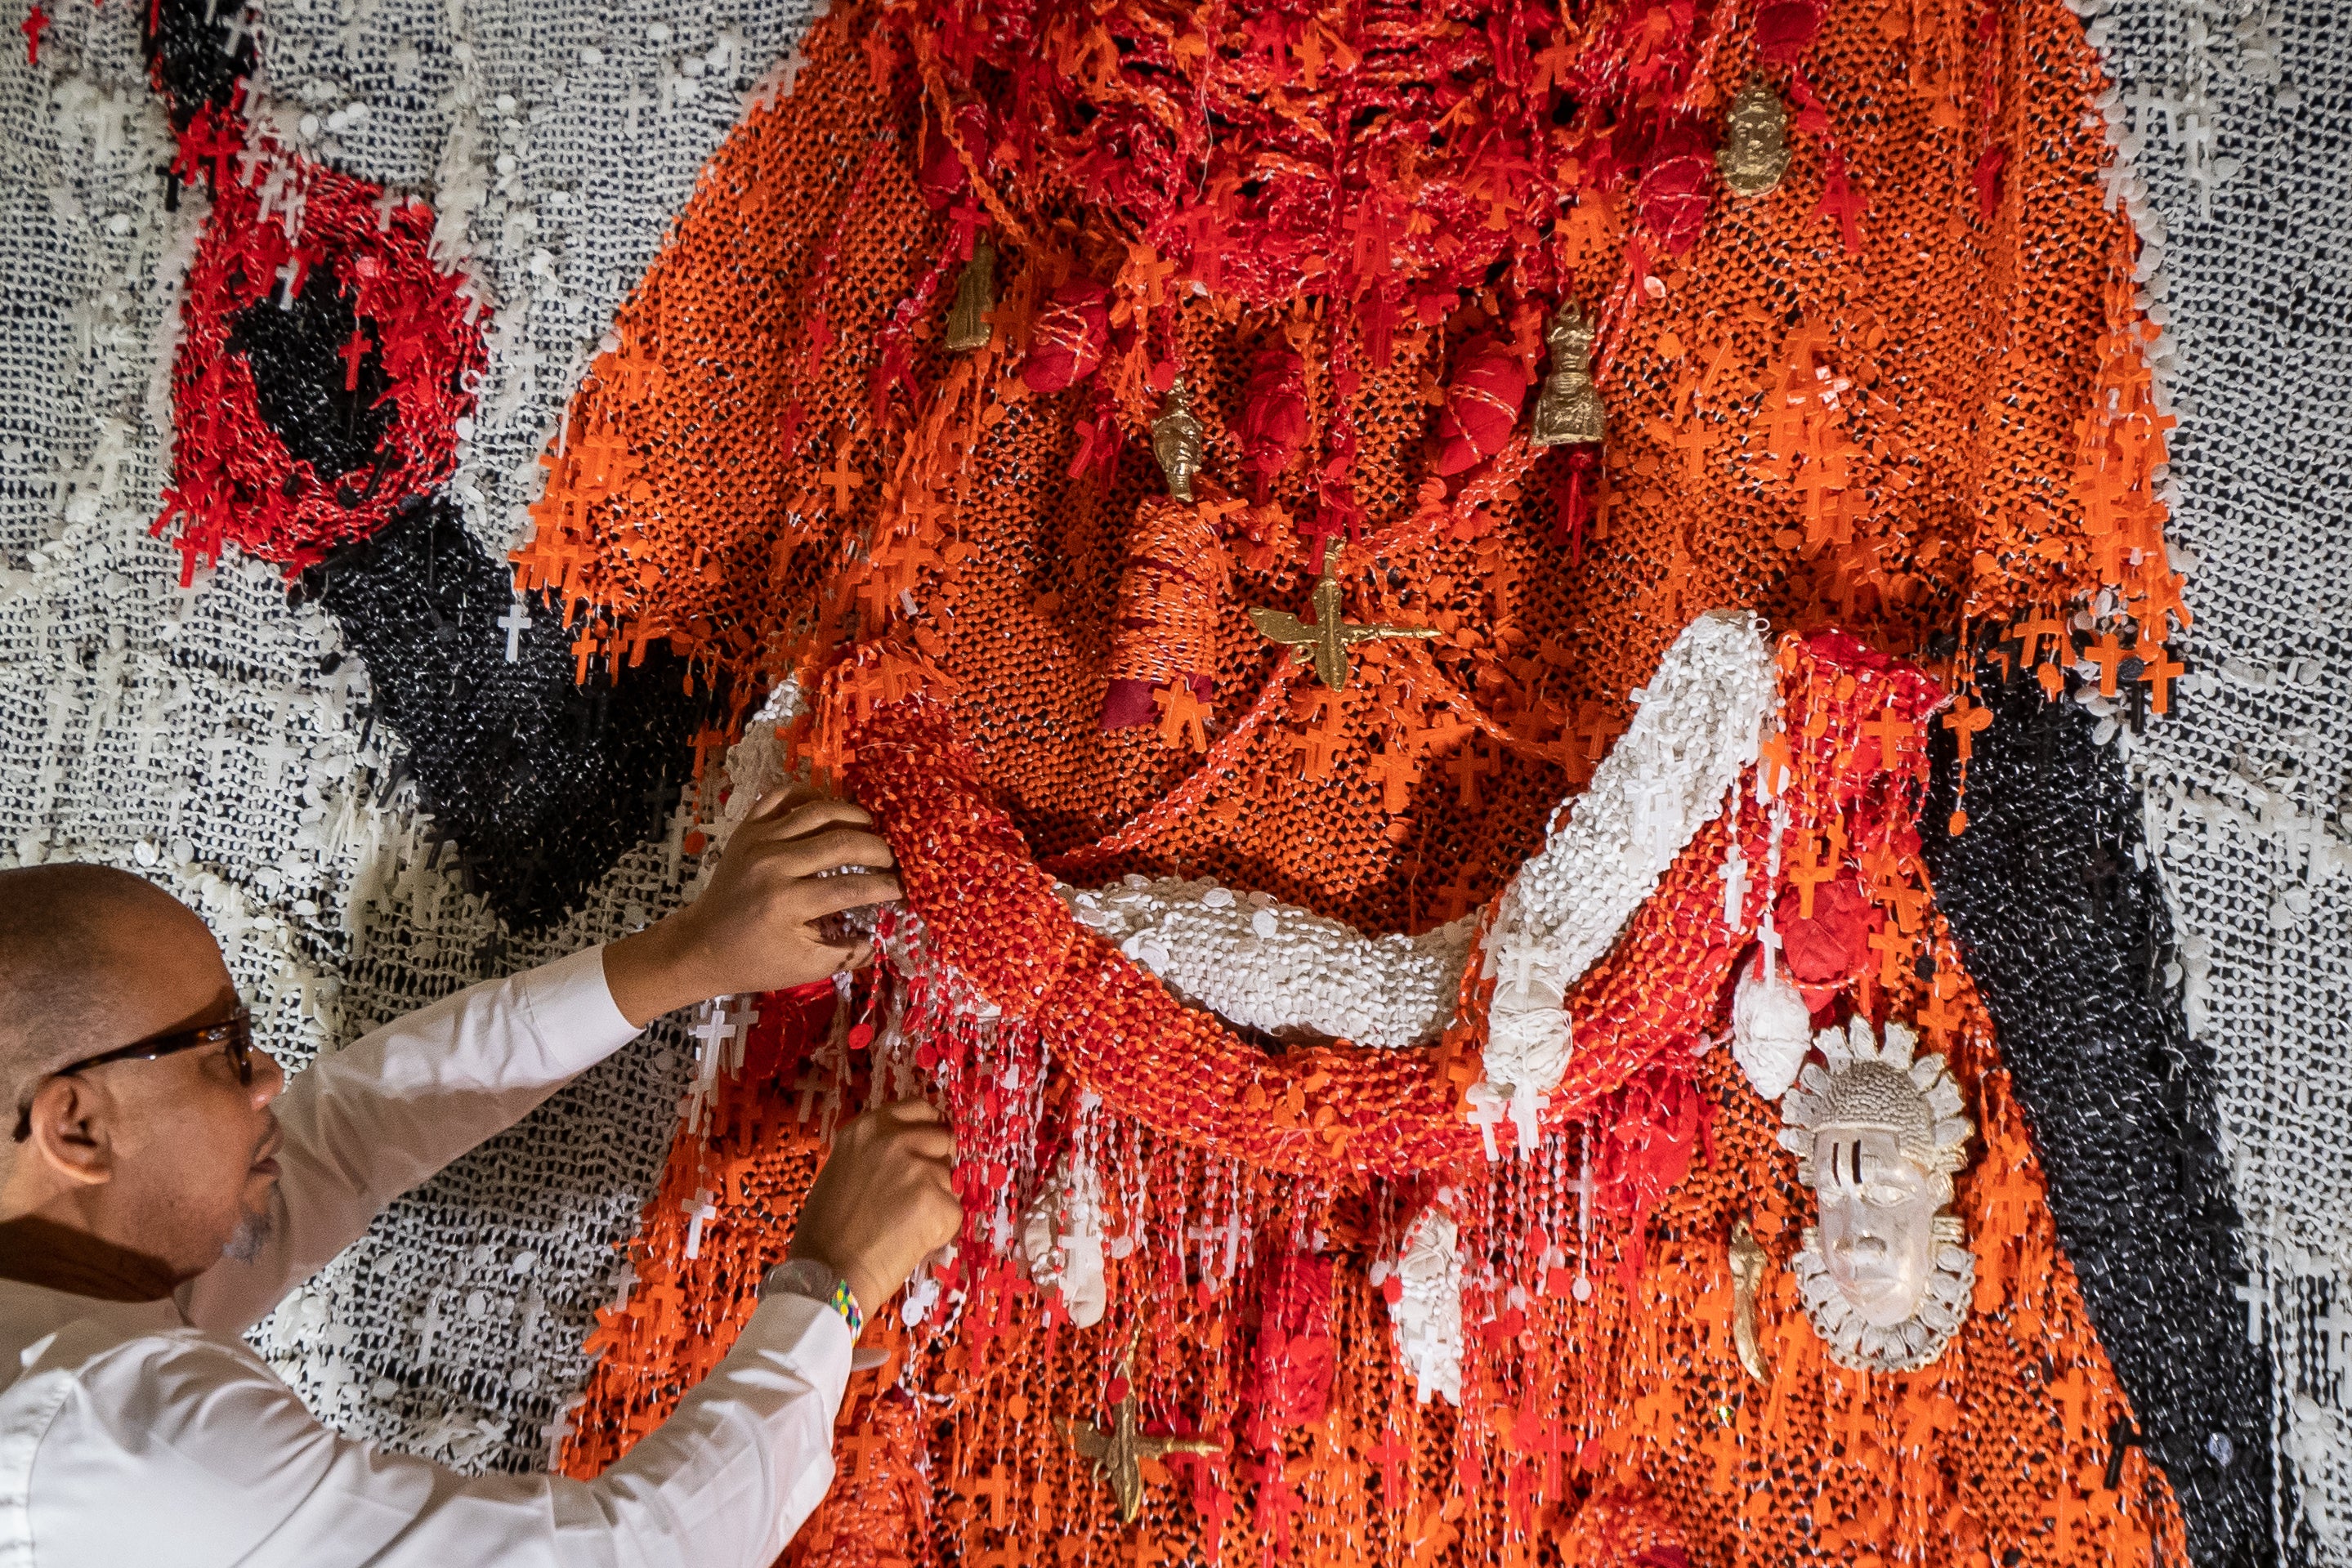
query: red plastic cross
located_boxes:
[340,326,369,391]
[1366,1427,1413,1508]
[22,4,49,65]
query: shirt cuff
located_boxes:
[516,945,641,1072]
[736,1290,857,1411]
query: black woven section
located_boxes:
[1926,668,2278,1568]
[226,264,397,483]
[141,0,253,129]
[306,497,709,931]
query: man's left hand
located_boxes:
[603,786,902,1026]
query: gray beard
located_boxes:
[221,1206,275,1264]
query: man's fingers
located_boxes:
[767,827,896,879]
[736,793,874,851]
[749,781,821,823]
[892,1124,957,1163]
[793,872,904,920]
[771,798,879,845]
[821,937,876,974]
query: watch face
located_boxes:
[767,1259,842,1302]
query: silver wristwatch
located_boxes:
[761,1257,847,1307]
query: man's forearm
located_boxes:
[591,1293,855,1567]
[181,947,640,1333]
[603,917,729,1029]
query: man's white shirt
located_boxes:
[0,947,852,1567]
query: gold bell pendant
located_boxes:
[1530,303,1605,448]
[945,236,997,351]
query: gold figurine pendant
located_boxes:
[1151,377,1207,502]
[1530,303,1606,448]
[1718,78,1793,197]
[945,236,998,351]
[1247,536,1438,691]
[1729,1217,1772,1383]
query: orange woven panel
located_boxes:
[537,0,2193,1561]
[563,939,2184,1568]
[514,0,2177,931]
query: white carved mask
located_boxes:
[1812,1123,1943,1327]
[1777,1016,1976,1373]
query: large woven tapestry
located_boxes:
[1,0,2339,1559]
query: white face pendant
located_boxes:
[1813,1121,1942,1328]
[1778,1016,1975,1372]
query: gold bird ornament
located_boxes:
[1247,537,1438,691]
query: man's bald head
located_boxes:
[0,864,226,1115]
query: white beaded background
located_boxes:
[0,0,820,1473]
[2083,0,2352,1553]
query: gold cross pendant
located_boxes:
[1246,537,1438,691]
[1058,1353,1222,1523]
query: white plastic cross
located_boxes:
[498,597,532,662]
[682,1188,719,1260]
[2233,1280,2265,1347]
[1508,1082,1542,1157]
[1493,938,1545,1004]
[1186,1213,1245,1281]
[1464,1080,1509,1164]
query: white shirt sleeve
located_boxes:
[180,946,641,1336]
[21,1293,852,1568]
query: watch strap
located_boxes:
[762,1258,863,1337]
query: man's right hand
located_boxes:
[788,1100,961,1317]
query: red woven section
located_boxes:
[159,104,482,581]
[566,964,2188,1568]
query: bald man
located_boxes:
[0,790,961,1567]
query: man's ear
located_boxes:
[23,1077,115,1188]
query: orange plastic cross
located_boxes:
[1156,682,1212,753]
[1367,744,1421,815]
[2086,634,2127,696]
[967,1465,1012,1526]
[1868,925,1912,986]
[1786,836,1840,918]
[1449,746,1496,809]
[1943,694,1993,762]
[818,449,865,514]
[1861,702,1909,772]
[2140,647,2185,715]
[1290,721,1345,780]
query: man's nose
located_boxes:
[250,1048,288,1103]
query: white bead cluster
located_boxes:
[1731,959,1813,1101]
[1055,878,1475,1048]
[1473,610,1777,1141]
[1019,1155,1108,1328]
[1373,1206,1464,1406]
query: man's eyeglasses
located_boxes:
[11,1008,255,1142]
